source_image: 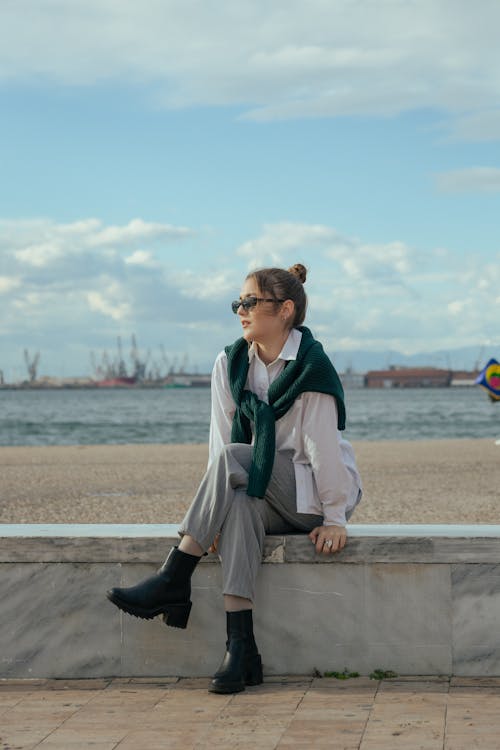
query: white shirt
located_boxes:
[208,328,362,526]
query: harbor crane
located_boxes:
[24,349,40,382]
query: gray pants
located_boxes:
[178,443,323,602]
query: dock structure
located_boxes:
[365,367,452,388]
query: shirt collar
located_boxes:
[248,328,302,365]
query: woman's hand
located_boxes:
[309,525,347,555]
[208,533,220,554]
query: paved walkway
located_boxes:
[1,675,499,749]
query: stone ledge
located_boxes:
[3,523,500,677]
[2,523,500,563]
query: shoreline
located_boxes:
[1,439,499,525]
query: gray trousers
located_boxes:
[178,443,323,601]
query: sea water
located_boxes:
[0,386,498,447]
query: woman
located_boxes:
[107,263,362,694]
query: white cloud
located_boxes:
[87,218,192,247]
[436,167,500,192]
[234,222,500,357]
[0,215,236,377]
[14,241,65,267]
[125,250,157,267]
[0,275,21,293]
[87,284,132,321]
[172,269,239,300]
[237,222,336,269]
[1,1,499,136]
[448,300,466,315]
[2,215,500,376]
[6,217,192,271]
[447,110,500,142]
[0,215,198,327]
[237,223,415,287]
[326,240,414,281]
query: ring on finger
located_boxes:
[324,539,333,548]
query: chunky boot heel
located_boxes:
[106,547,200,628]
[245,653,263,686]
[162,601,192,629]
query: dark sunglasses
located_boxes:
[231,296,285,314]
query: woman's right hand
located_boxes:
[309,525,347,554]
[208,533,220,553]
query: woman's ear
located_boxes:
[281,299,295,323]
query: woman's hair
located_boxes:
[247,263,308,327]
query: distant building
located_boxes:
[365,367,452,388]
[450,370,480,387]
[340,370,365,389]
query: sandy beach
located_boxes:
[1,438,499,525]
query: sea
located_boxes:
[1,386,499,447]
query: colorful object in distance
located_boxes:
[475,358,500,402]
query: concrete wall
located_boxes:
[2,523,500,678]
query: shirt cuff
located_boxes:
[322,509,347,527]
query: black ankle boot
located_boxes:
[209,610,263,694]
[106,546,200,629]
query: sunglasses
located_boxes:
[231,296,285,314]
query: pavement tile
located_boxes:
[170,677,212,690]
[280,717,365,734]
[362,743,441,750]
[126,676,179,685]
[36,741,118,750]
[207,738,285,749]
[195,743,277,750]
[232,684,306,697]
[445,739,500,750]
[104,677,132,686]
[382,676,450,683]
[361,734,444,749]
[215,706,296,719]
[295,709,370,722]
[153,694,232,714]
[0,679,48,689]
[0,693,26,710]
[42,679,111,690]
[299,689,372,703]
[3,697,80,716]
[0,728,59,748]
[16,690,98,709]
[449,687,500,699]
[287,717,367,734]
[117,731,206,750]
[446,718,500,733]
[153,700,229,716]
[377,680,450,693]
[3,676,500,750]
[450,676,500,687]
[200,729,287,750]
[311,677,376,690]
[278,722,363,748]
[278,743,359,749]
[34,727,128,746]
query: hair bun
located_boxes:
[288,263,307,284]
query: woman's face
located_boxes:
[236,277,287,346]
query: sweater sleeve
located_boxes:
[208,351,236,467]
[301,392,356,526]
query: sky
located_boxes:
[1,0,500,381]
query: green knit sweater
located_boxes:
[224,326,345,498]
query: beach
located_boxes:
[1,438,499,525]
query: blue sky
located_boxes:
[1,0,499,380]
